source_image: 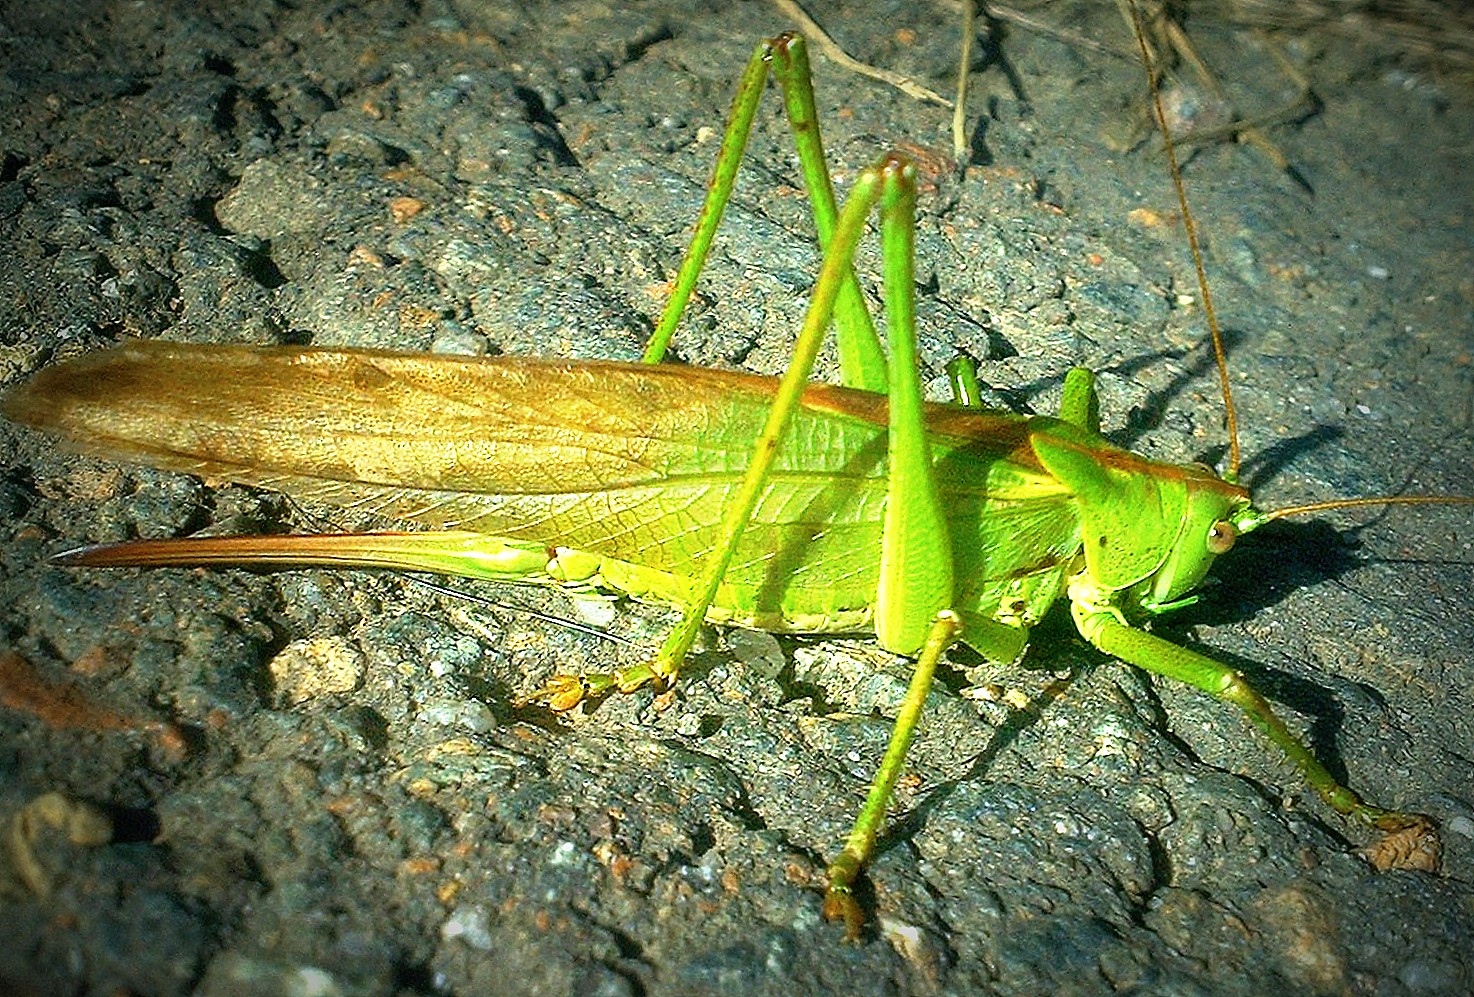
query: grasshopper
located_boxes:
[2,32,1466,936]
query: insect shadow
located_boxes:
[1134,509,1413,798]
[1111,325,1248,453]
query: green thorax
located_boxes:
[1029,419,1254,618]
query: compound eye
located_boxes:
[1206,520,1238,555]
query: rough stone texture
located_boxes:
[1,1,1472,994]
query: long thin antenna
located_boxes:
[1127,1,1242,480]
[952,0,977,164]
[1261,494,1474,525]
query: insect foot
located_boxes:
[523,661,667,712]
[1363,813,1441,873]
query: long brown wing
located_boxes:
[4,341,1074,624]
[5,343,887,590]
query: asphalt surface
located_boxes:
[1,1,1472,994]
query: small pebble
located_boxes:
[269,636,365,706]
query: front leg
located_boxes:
[1069,579,1440,872]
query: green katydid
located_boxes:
[2,32,1467,937]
